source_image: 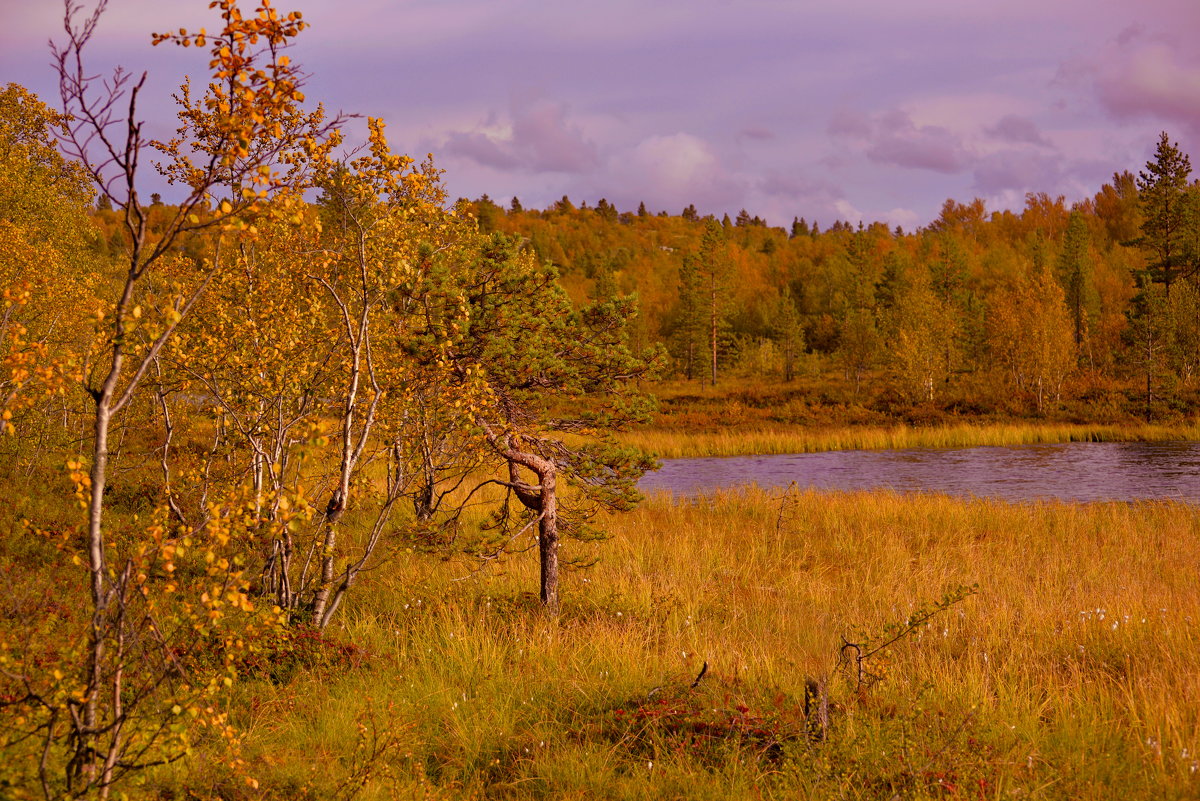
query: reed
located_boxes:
[624,421,1200,459]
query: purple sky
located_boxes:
[6,0,1200,228]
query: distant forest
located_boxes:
[57,129,1200,424]
[456,134,1199,422]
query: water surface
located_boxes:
[640,441,1200,503]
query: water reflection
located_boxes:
[640,441,1200,503]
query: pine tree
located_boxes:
[1126,279,1171,421]
[1056,209,1098,358]
[596,197,618,222]
[835,227,881,395]
[673,254,705,379]
[1136,132,1195,296]
[698,219,733,385]
[475,193,501,232]
[772,286,805,381]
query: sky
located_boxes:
[5,0,1200,229]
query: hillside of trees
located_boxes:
[462,144,1199,424]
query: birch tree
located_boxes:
[36,1,337,792]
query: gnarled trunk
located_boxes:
[495,436,561,614]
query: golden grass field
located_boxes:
[128,486,1199,799]
[4,411,1200,799]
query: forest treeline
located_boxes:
[465,139,1199,422]
[63,131,1200,425]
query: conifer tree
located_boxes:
[1136,132,1195,296]
[1126,279,1171,421]
[596,197,618,222]
[772,286,805,381]
[424,234,660,613]
[838,229,879,393]
[1057,209,1098,357]
[698,219,733,385]
[672,253,705,379]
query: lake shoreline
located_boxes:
[623,421,1200,459]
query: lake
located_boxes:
[639,441,1200,503]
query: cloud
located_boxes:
[638,133,739,205]
[440,96,599,174]
[511,100,601,173]
[985,114,1051,147]
[833,199,866,224]
[443,132,521,170]
[751,172,863,227]
[738,126,775,142]
[881,207,921,230]
[866,110,969,173]
[758,172,839,201]
[604,131,744,212]
[825,105,1081,210]
[827,109,872,137]
[829,108,970,173]
[1069,27,1200,135]
[971,150,1066,195]
[1115,22,1145,47]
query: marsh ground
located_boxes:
[85,488,1200,799]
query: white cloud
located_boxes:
[617,133,744,211]
[440,96,599,174]
[833,108,971,174]
[985,114,1051,147]
[1069,27,1200,135]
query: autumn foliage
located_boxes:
[1,2,655,797]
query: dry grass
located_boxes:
[624,422,1200,458]
[123,487,1200,799]
[5,420,1199,799]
